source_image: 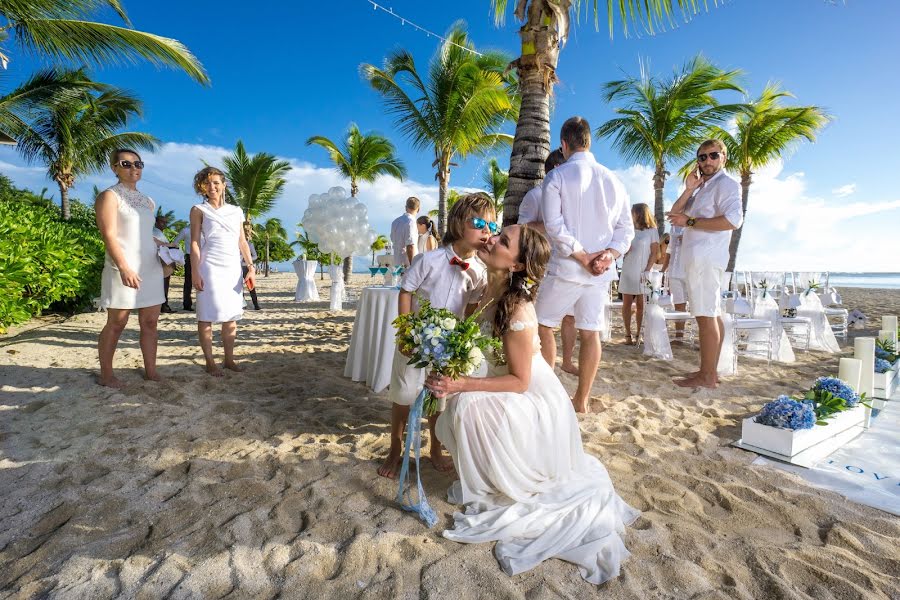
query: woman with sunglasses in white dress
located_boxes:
[95,149,165,388]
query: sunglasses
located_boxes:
[117,160,145,169]
[696,152,722,163]
[470,217,500,235]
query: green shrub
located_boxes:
[0,192,104,332]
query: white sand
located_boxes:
[1,274,898,599]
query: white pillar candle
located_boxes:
[883,315,898,333]
[854,337,876,399]
[838,358,862,392]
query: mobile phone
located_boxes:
[246,278,254,291]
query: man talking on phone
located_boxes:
[666,139,742,388]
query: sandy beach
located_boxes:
[1,273,898,599]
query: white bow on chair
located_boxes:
[642,271,673,361]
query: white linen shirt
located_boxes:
[541,151,634,285]
[517,185,542,225]
[172,226,192,253]
[681,169,743,269]
[400,246,487,317]
[390,212,418,267]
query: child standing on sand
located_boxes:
[377,193,497,478]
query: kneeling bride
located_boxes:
[426,224,638,585]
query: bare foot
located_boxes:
[685,370,721,384]
[572,397,591,413]
[430,446,455,473]
[205,363,224,377]
[377,451,403,479]
[624,335,633,345]
[223,361,244,373]
[143,371,162,382]
[97,375,126,389]
[561,362,580,376]
[673,375,718,389]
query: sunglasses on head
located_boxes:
[118,160,144,169]
[469,217,500,234]
[696,152,722,163]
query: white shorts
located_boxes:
[535,275,609,332]
[684,261,724,318]
[669,276,687,306]
[387,350,447,412]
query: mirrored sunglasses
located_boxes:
[470,217,500,234]
[118,160,145,169]
[696,152,721,163]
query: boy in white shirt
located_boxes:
[378,193,495,479]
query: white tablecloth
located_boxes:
[344,286,399,392]
[293,259,319,302]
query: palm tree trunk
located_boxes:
[501,7,560,227]
[265,235,270,277]
[726,174,752,272]
[58,181,70,221]
[653,166,667,236]
[344,180,358,282]
[437,166,449,238]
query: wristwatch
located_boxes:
[686,217,697,227]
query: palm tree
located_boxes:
[362,23,516,235]
[483,157,509,219]
[428,189,463,219]
[0,0,207,83]
[253,218,288,277]
[596,56,744,234]
[489,1,724,225]
[370,234,389,265]
[8,69,157,219]
[712,84,830,271]
[306,123,406,281]
[222,140,292,227]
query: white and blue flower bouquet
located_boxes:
[391,299,500,526]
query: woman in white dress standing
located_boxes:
[416,215,439,253]
[618,203,659,344]
[190,167,256,376]
[96,149,165,388]
[427,225,638,585]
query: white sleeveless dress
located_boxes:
[619,227,659,295]
[435,304,639,584]
[195,202,245,323]
[99,183,165,310]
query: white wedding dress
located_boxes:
[435,304,639,585]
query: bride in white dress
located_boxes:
[427,224,638,585]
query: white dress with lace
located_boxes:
[99,183,165,309]
[435,304,639,584]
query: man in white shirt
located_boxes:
[536,117,635,413]
[667,139,743,388]
[153,214,175,313]
[390,197,420,268]
[172,224,194,310]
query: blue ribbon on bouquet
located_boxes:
[396,388,438,528]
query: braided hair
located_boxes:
[492,224,551,337]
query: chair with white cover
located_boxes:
[793,272,841,353]
[818,272,849,339]
[745,271,793,363]
[639,271,673,360]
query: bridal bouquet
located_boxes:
[393,299,500,416]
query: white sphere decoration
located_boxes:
[301,186,376,259]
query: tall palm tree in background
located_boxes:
[253,217,288,277]
[428,188,463,219]
[222,140,291,227]
[482,157,508,219]
[596,56,743,235]
[363,23,516,235]
[489,1,722,225]
[8,69,157,219]
[710,84,831,271]
[370,234,389,265]
[0,0,207,83]
[306,123,406,281]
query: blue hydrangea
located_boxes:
[813,376,860,407]
[875,347,893,360]
[756,395,815,430]
[874,358,893,374]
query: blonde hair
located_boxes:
[492,225,551,337]
[442,192,496,246]
[193,166,226,197]
[631,203,656,231]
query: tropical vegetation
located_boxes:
[222,140,292,226]
[482,157,508,220]
[362,23,516,235]
[252,217,290,276]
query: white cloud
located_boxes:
[831,183,856,197]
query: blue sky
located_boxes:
[1,0,899,270]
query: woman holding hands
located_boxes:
[190,167,256,376]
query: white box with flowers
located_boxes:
[740,405,866,457]
[873,359,899,396]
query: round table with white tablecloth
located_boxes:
[344,286,399,392]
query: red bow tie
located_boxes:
[449,256,470,271]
